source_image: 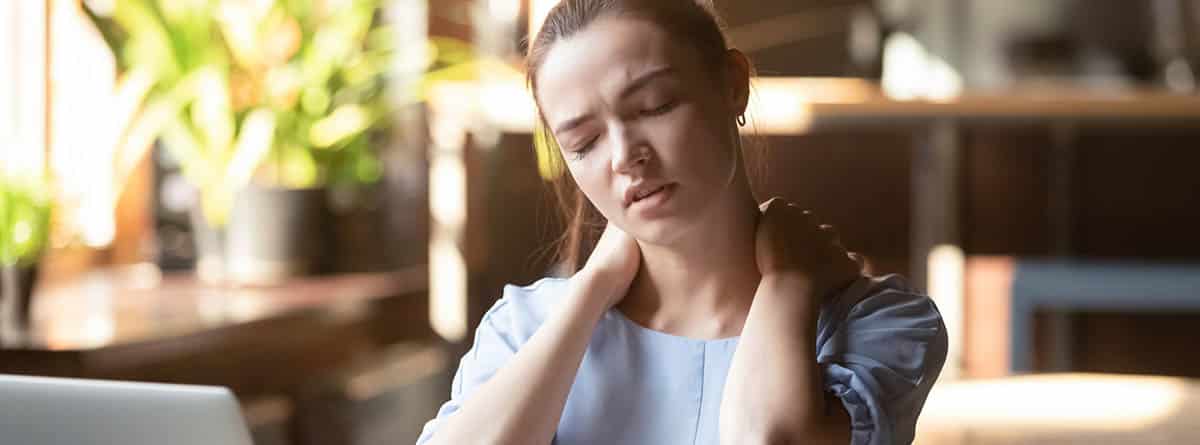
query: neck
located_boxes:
[616,181,761,339]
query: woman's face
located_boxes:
[536,16,745,246]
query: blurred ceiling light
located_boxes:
[881,32,963,101]
[927,244,963,380]
[920,374,1187,431]
[530,0,556,42]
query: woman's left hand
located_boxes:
[755,197,863,302]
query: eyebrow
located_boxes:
[552,66,677,135]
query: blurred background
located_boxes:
[2,0,1200,444]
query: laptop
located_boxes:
[0,374,254,445]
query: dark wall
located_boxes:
[479,125,1200,282]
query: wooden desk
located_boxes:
[0,265,432,398]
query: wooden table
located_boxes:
[916,373,1200,444]
[0,264,433,398]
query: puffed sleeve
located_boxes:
[816,275,948,445]
[415,284,534,445]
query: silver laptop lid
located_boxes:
[0,374,254,445]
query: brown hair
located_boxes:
[526,0,759,275]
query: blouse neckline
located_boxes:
[607,307,742,345]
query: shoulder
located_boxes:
[818,274,946,345]
[832,274,939,319]
[478,277,572,345]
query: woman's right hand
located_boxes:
[578,222,642,308]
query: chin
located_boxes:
[618,191,717,247]
[625,215,694,248]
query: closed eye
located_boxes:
[568,136,599,160]
[642,100,677,116]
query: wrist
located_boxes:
[759,271,813,292]
[757,272,821,308]
[570,268,627,309]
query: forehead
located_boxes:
[535,16,699,121]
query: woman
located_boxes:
[417,1,947,444]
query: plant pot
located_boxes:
[224,184,333,286]
[189,206,227,284]
[329,183,394,274]
[0,264,38,342]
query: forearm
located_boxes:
[720,273,837,444]
[428,272,617,445]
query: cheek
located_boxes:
[565,157,620,214]
[655,105,735,178]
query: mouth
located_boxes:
[624,183,676,213]
[634,184,668,201]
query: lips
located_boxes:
[623,182,673,207]
[635,185,667,201]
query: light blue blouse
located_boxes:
[417,274,947,445]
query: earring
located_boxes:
[736,114,746,127]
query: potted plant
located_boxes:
[205,0,398,284]
[0,175,51,338]
[83,0,397,284]
[83,0,493,284]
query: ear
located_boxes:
[725,49,751,116]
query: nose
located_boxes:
[609,124,650,174]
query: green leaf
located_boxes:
[0,177,51,267]
[80,1,129,62]
[191,67,236,157]
[114,0,182,84]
